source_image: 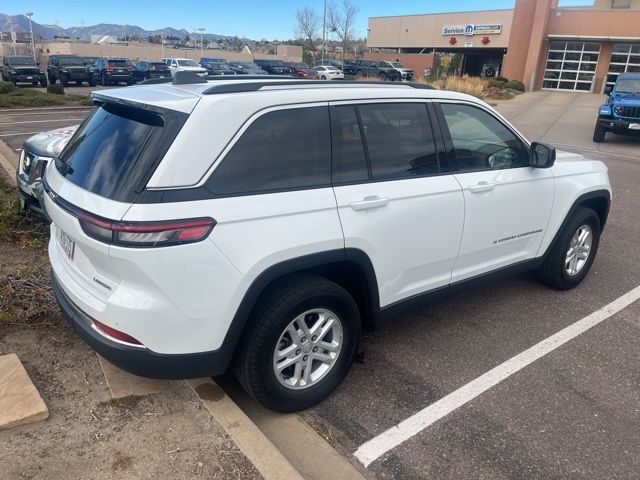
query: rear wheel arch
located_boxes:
[225,249,380,354]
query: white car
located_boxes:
[45,78,611,412]
[166,57,207,77]
[312,65,344,80]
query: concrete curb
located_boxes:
[0,140,17,183]
[187,378,304,480]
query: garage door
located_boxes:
[542,41,600,92]
[605,43,640,90]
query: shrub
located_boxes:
[0,82,15,94]
[487,80,506,89]
[495,76,509,83]
[46,84,65,95]
[504,80,525,92]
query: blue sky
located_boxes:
[15,0,591,40]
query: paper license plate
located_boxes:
[58,228,75,260]
[629,123,640,131]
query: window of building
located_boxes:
[606,43,640,90]
[358,103,439,180]
[611,0,631,8]
[206,107,331,195]
[543,42,601,91]
[439,103,528,173]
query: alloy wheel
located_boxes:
[272,308,343,390]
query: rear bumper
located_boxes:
[51,272,236,379]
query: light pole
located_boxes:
[25,12,36,61]
[195,28,205,56]
[321,0,327,64]
[9,20,17,55]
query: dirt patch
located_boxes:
[0,171,262,480]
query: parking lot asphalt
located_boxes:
[303,94,640,479]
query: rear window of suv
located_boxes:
[55,102,188,202]
[206,107,331,195]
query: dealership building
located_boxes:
[366,0,640,93]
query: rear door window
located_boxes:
[206,107,331,195]
[358,103,439,180]
[56,102,187,202]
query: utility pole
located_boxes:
[161,34,164,58]
[321,0,327,64]
[25,13,36,61]
[9,20,17,55]
[195,28,205,56]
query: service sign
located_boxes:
[442,24,502,36]
[442,26,466,36]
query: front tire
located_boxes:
[593,123,607,143]
[235,274,360,412]
[61,74,69,87]
[537,207,601,290]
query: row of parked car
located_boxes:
[2,54,416,87]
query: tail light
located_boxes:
[105,66,113,72]
[77,211,216,247]
[92,319,143,346]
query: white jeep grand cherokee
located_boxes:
[45,77,611,412]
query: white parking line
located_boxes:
[0,118,83,126]
[354,284,640,467]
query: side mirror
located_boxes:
[605,85,613,96]
[530,142,556,168]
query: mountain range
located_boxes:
[0,13,245,42]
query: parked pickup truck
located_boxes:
[353,60,401,81]
[380,61,414,81]
[594,72,640,143]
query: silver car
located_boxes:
[17,125,78,219]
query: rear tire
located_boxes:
[593,123,606,143]
[537,207,601,290]
[40,77,48,87]
[379,73,387,81]
[235,274,360,412]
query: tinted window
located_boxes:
[359,103,438,180]
[206,107,331,195]
[440,103,528,172]
[331,106,368,183]
[56,103,187,202]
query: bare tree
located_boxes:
[327,0,360,62]
[294,7,321,64]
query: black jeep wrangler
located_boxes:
[1,56,47,86]
[47,55,95,86]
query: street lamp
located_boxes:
[321,0,327,64]
[9,20,17,55]
[195,28,205,56]
[25,12,36,62]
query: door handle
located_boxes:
[468,181,495,193]
[350,196,389,211]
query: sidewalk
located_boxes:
[493,91,640,158]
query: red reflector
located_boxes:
[92,319,143,345]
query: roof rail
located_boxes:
[139,74,294,86]
[201,80,435,95]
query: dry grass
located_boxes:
[429,76,488,98]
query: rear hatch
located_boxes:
[44,96,193,300]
